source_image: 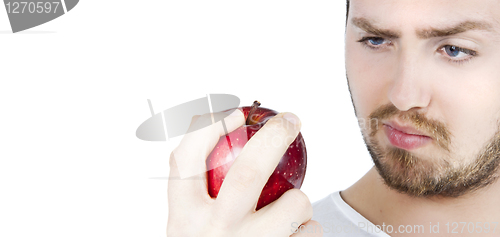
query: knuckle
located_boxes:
[199,113,215,125]
[286,189,313,219]
[189,114,201,126]
[208,208,242,235]
[208,214,233,233]
[186,113,213,133]
[191,114,201,122]
[228,164,258,192]
[199,112,211,120]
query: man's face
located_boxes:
[346,0,500,197]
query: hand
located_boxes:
[167,109,322,237]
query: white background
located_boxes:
[0,1,374,236]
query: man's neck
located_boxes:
[341,167,500,237]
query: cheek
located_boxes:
[433,62,500,158]
[442,102,499,162]
[345,35,394,119]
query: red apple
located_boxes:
[206,101,307,211]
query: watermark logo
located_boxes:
[136,94,240,142]
[3,0,79,33]
[137,94,241,180]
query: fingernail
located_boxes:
[283,112,300,126]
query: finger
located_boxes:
[250,188,315,236]
[171,108,244,179]
[211,112,302,225]
[167,153,213,226]
[168,109,245,212]
[291,220,323,237]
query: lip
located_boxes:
[383,122,432,150]
[383,121,429,136]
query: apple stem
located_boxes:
[245,100,261,125]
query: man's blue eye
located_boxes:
[356,37,391,48]
[444,45,461,57]
[368,38,385,45]
[443,45,476,58]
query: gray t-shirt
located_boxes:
[310,191,391,237]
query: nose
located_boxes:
[388,49,432,112]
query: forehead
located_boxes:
[349,0,500,32]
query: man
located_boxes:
[167,0,500,236]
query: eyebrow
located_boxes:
[352,17,401,39]
[351,17,493,39]
[417,21,493,38]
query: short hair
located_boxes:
[346,0,350,25]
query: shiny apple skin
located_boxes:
[206,106,307,211]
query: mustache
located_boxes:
[368,103,452,152]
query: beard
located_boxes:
[361,103,500,198]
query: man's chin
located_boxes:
[368,139,500,198]
[366,137,460,198]
[370,146,444,197]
